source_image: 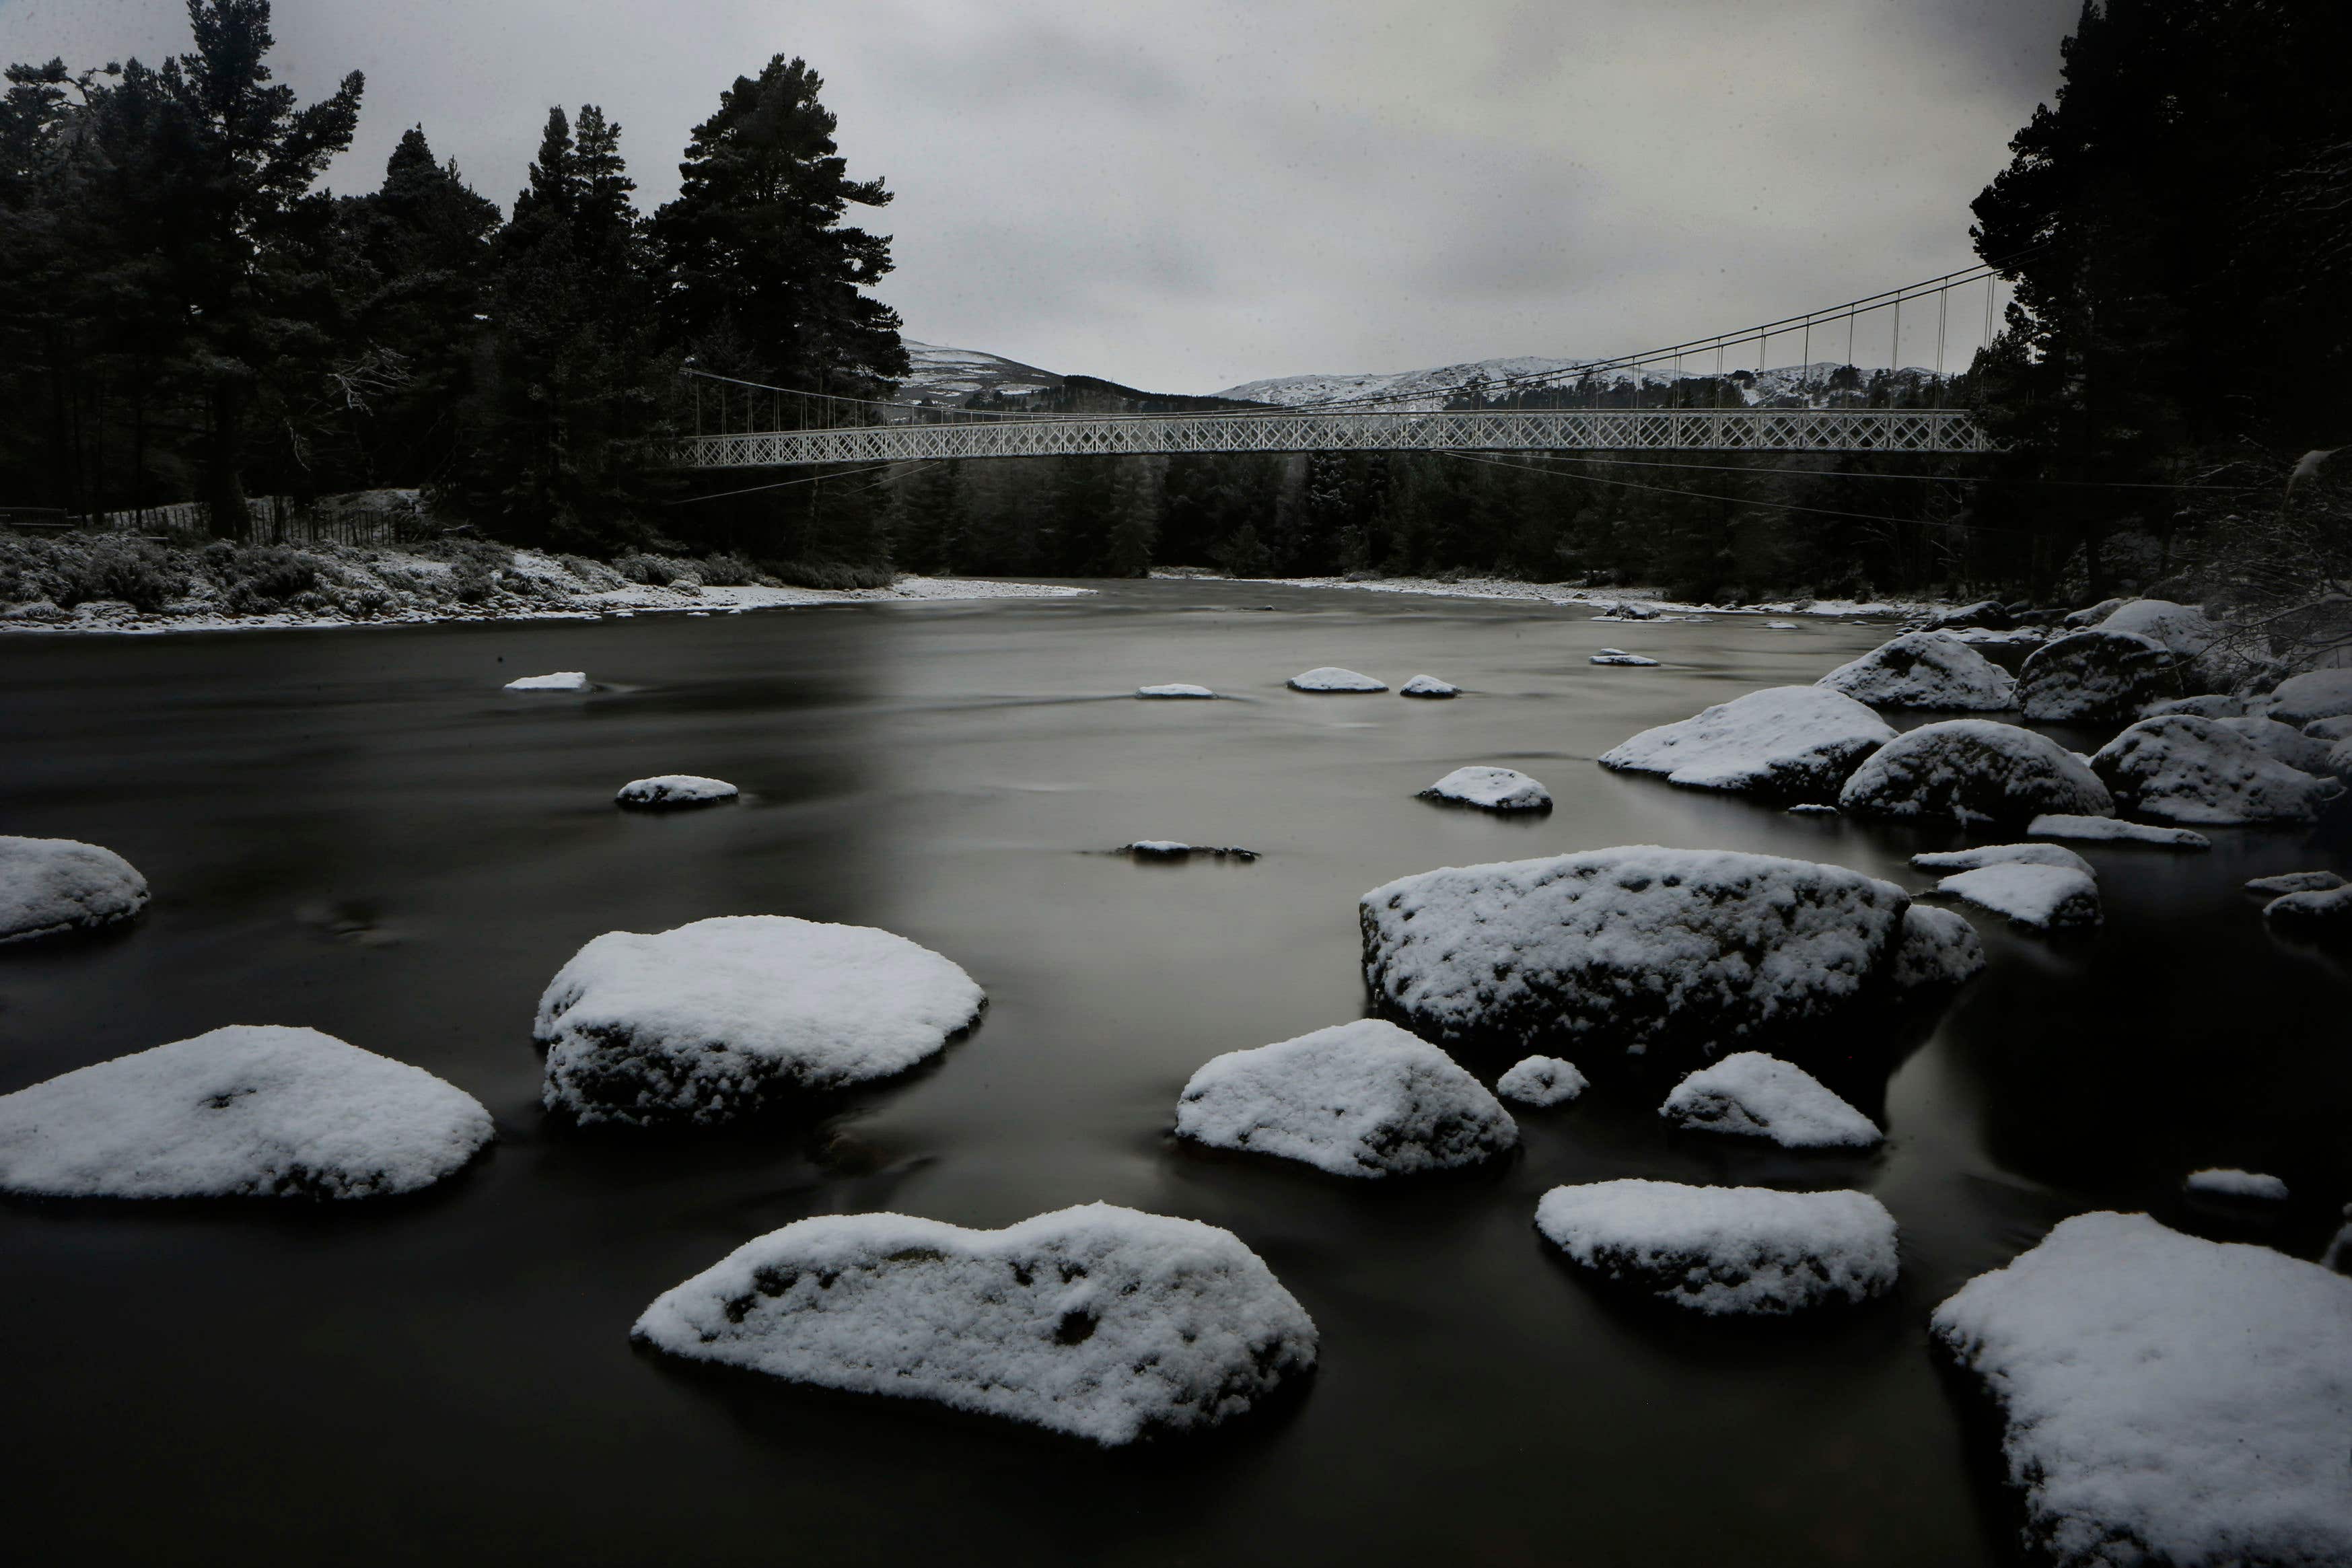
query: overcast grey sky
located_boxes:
[0,0,2078,391]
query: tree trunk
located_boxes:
[204,380,250,538]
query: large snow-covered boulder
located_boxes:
[1932,1212,2352,1568]
[2028,814,2209,849]
[1839,719,2114,827]
[1816,632,2016,711]
[1361,847,1912,1057]
[1931,599,2013,632]
[1536,1180,1899,1314]
[1419,766,1551,812]
[2265,668,2352,726]
[1174,1020,1516,1177]
[2019,630,2175,723]
[2090,715,2345,825]
[1912,843,2094,878]
[1496,1055,1587,1108]
[1658,1052,1881,1149]
[0,835,149,944]
[1288,667,1385,692]
[1598,686,1894,800]
[1933,864,2102,931]
[2062,596,2129,630]
[615,775,738,809]
[0,1026,492,1199]
[2145,693,2250,719]
[2097,599,2254,692]
[2210,715,2334,776]
[1892,905,1987,989]
[536,915,986,1125]
[632,1203,1318,1446]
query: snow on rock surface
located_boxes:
[1931,1211,2352,1568]
[2096,599,2252,690]
[1120,841,1259,861]
[2019,630,2174,723]
[505,670,592,691]
[631,1203,1318,1446]
[1174,1020,1516,1177]
[2302,713,2352,743]
[1589,651,1661,667]
[2213,714,2335,776]
[1287,667,1385,692]
[2091,714,2345,825]
[1536,1180,1899,1314]
[0,1025,492,1199]
[1839,719,2114,826]
[1912,843,2094,878]
[1658,1052,1881,1149]
[536,915,985,1125]
[2264,884,2352,928]
[2146,693,2251,719]
[2028,813,2210,848]
[0,835,149,943]
[2264,668,2352,726]
[1496,1055,1587,1108]
[2062,596,2129,629]
[1398,674,1458,698]
[2184,1168,2289,1201]
[1933,864,2103,931]
[2246,870,2344,895]
[1136,683,1215,699]
[1893,905,1987,989]
[1361,847,1911,1057]
[615,775,738,809]
[1420,766,1551,812]
[1598,686,1894,799]
[1817,631,2017,711]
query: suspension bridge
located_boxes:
[670,262,2011,470]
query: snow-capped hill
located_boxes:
[1217,355,1947,411]
[898,341,1063,404]
[1218,355,1598,411]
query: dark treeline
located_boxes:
[4,0,2349,608]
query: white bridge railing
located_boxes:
[670,406,1992,469]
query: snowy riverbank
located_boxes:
[1167,569,1948,620]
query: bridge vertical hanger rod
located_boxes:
[1802,314,1812,405]
[1935,285,1948,384]
[1891,293,1902,388]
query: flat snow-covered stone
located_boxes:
[631,1203,1317,1446]
[1839,719,2114,826]
[1136,682,1216,699]
[616,775,738,808]
[2246,870,2344,896]
[1599,686,1894,799]
[0,835,149,944]
[2212,714,2334,775]
[1398,674,1458,698]
[1892,905,1987,989]
[2028,813,2211,848]
[1174,1020,1516,1177]
[1288,666,1385,692]
[1420,766,1551,812]
[1361,847,1911,1056]
[1536,1180,1899,1314]
[1932,1211,2352,1568]
[2184,1168,2289,1201]
[1496,1055,1587,1107]
[2019,631,2174,723]
[1817,631,2017,711]
[505,670,592,691]
[2091,715,2345,825]
[536,915,985,1125]
[2267,668,2352,726]
[1912,843,2094,878]
[1935,864,2102,930]
[2264,884,2352,929]
[1786,802,1838,816]
[1589,651,1660,667]
[1659,1052,1880,1148]
[0,1025,492,1199]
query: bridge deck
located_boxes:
[671,406,1989,469]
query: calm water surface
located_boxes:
[4,581,2347,1567]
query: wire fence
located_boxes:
[58,493,437,548]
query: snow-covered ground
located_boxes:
[1188,571,1947,620]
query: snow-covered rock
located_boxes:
[2246,870,2344,896]
[2061,596,2129,629]
[1839,719,2114,826]
[1136,682,1216,699]
[2211,714,2335,775]
[1496,1055,1587,1108]
[1932,599,2013,632]
[1398,674,1458,698]
[1764,620,1799,631]
[0,835,149,944]
[1173,1020,1516,1177]
[2028,813,2209,847]
[1658,1052,1881,1149]
[2145,693,2250,719]
[1361,847,1912,1056]
[1786,802,1838,816]
[1892,905,1987,989]
[1287,667,1385,692]
[1419,766,1551,812]
[2264,668,2352,726]
[0,1026,492,1199]
[1911,843,2094,878]
[2263,884,2352,929]
[1932,1212,2352,1568]
[2090,715,2345,825]
[1817,632,2017,711]
[1589,651,1660,667]
[1120,841,1258,861]
[505,670,592,691]
[536,915,985,1125]
[1536,1180,1899,1314]
[2097,599,2252,691]
[1598,686,1894,799]
[1934,864,2102,931]
[631,1203,1318,1446]
[2304,714,2352,742]
[615,775,738,809]
[2018,630,2174,722]
[2184,1168,2289,1201]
